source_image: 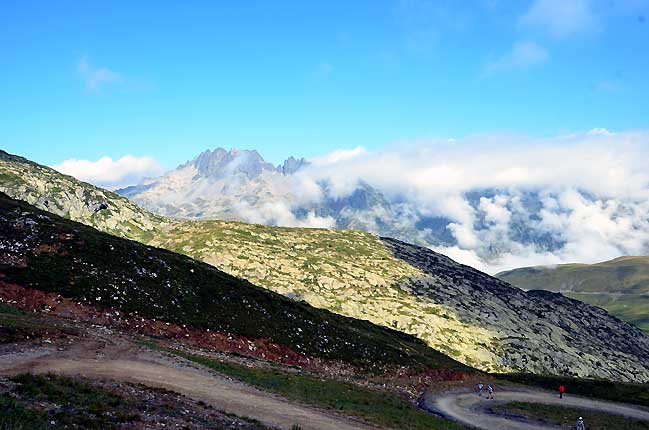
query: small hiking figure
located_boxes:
[559,385,565,399]
[476,382,484,397]
[576,416,585,430]
[487,384,494,399]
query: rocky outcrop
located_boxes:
[0,150,165,241]
[279,156,309,175]
[497,257,649,333]
[381,238,649,382]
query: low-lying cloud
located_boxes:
[55,129,649,275]
[294,129,649,273]
[52,155,162,190]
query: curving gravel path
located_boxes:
[0,334,378,430]
[429,390,649,430]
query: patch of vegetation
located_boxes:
[0,303,25,316]
[492,401,649,430]
[146,342,468,430]
[0,171,26,187]
[5,373,137,430]
[1,373,277,430]
[0,394,51,430]
[0,192,468,372]
[0,312,49,344]
[0,308,79,344]
[497,373,649,407]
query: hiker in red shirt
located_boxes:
[559,385,565,399]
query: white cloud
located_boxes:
[52,155,162,190]
[293,129,649,273]
[232,200,335,229]
[484,41,548,74]
[519,0,596,37]
[479,196,511,226]
[586,127,614,136]
[310,146,366,165]
[78,58,122,93]
[68,129,649,275]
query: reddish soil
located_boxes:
[0,280,475,402]
[0,282,334,371]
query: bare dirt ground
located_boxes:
[0,329,378,430]
[426,389,649,430]
[4,318,649,430]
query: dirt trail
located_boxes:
[8,332,649,430]
[0,336,377,430]
[429,390,649,430]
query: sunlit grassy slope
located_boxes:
[498,256,649,294]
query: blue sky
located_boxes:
[2,0,649,172]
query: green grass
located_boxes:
[497,256,649,295]
[566,293,649,332]
[2,373,277,430]
[0,308,80,344]
[146,341,467,430]
[492,401,649,430]
[497,373,649,407]
[12,373,137,429]
[0,394,51,430]
[1,374,139,430]
[498,257,649,332]
[0,312,48,344]
[0,304,25,316]
[1,192,467,372]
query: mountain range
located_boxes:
[3,149,649,382]
[115,148,572,262]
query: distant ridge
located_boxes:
[498,256,649,332]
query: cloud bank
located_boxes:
[294,129,649,273]
[52,155,162,190]
[58,130,649,275]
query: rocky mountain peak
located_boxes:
[185,148,308,179]
[190,148,276,179]
[279,156,309,175]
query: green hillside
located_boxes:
[497,257,649,294]
[498,257,649,332]
[0,191,465,371]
